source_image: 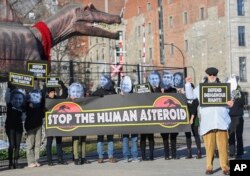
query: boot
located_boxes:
[229,145,235,158]
[149,139,154,160]
[8,159,13,169]
[74,158,80,165]
[163,139,170,160]
[8,150,13,169]
[13,159,19,169]
[196,149,202,159]
[185,149,192,159]
[171,140,179,159]
[140,141,147,161]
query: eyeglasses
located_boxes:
[208,74,217,76]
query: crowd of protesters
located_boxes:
[4,67,247,175]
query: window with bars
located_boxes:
[147,2,152,11]
[183,12,188,24]
[239,57,247,82]
[237,0,245,16]
[200,7,205,20]
[238,26,246,46]
[149,48,152,60]
[169,16,173,28]
[170,43,174,55]
[148,23,152,34]
[185,40,188,52]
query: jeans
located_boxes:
[122,134,138,160]
[97,135,114,159]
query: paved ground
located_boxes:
[0,115,250,176]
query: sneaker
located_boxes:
[123,158,129,163]
[98,158,104,164]
[131,159,141,163]
[109,157,117,163]
[27,163,37,168]
[35,162,41,167]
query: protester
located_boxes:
[25,89,45,168]
[5,89,26,169]
[229,85,245,159]
[140,71,160,161]
[92,74,117,163]
[162,70,173,89]
[160,78,179,160]
[184,83,201,159]
[120,76,140,162]
[46,87,68,166]
[173,72,184,88]
[68,82,90,165]
[185,67,233,175]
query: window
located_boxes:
[185,40,188,52]
[170,43,174,55]
[138,26,141,37]
[200,7,205,20]
[96,50,99,61]
[147,3,152,11]
[149,48,152,59]
[139,50,141,58]
[238,26,245,46]
[237,0,245,16]
[169,16,173,28]
[239,57,247,82]
[183,12,188,24]
[148,23,152,34]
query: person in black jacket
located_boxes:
[46,85,68,166]
[140,71,161,161]
[160,77,179,160]
[229,86,245,158]
[92,74,117,163]
[25,89,45,168]
[5,89,26,169]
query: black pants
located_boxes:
[140,134,154,159]
[185,124,201,151]
[161,133,178,158]
[6,129,22,163]
[228,116,244,156]
[46,136,63,161]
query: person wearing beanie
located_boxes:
[185,67,233,175]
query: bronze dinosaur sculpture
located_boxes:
[0,3,121,61]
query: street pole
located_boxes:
[164,43,187,77]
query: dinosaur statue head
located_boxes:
[73,4,121,39]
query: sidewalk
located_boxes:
[1,116,250,176]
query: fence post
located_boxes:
[69,60,74,84]
[137,64,141,84]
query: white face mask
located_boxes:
[121,76,132,93]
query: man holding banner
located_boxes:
[185,67,233,175]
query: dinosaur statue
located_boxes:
[0,3,121,61]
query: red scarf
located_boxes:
[33,21,52,61]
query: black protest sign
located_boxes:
[9,72,34,89]
[45,93,191,136]
[27,60,48,79]
[134,83,151,93]
[199,83,230,107]
[46,77,60,87]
